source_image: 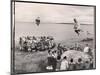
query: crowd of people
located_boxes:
[19,36,56,52]
[18,35,94,71]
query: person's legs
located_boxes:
[75,30,80,36]
[52,58,57,71]
[53,63,57,71]
[77,30,81,36]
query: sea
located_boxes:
[15,22,95,45]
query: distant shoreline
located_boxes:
[15,21,93,25]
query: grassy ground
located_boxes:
[15,48,48,73]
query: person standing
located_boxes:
[56,55,61,71]
[60,56,69,70]
[84,44,93,58]
[83,44,90,53]
[46,50,53,71]
[51,51,57,71]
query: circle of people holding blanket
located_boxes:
[46,43,94,71]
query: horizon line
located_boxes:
[15,21,94,25]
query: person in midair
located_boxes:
[73,18,82,36]
[35,17,40,26]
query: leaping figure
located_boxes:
[35,17,40,26]
[73,18,83,36]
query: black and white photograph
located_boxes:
[11,0,96,74]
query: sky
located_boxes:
[14,2,95,24]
